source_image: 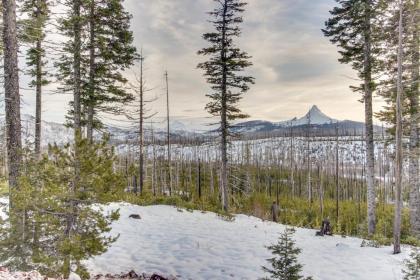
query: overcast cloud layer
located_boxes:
[20,0,385,130]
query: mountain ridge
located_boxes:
[231,105,382,135]
[1,105,381,147]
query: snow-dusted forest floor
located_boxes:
[85,203,410,280]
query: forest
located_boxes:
[0,0,418,279]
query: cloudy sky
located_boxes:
[21,0,385,130]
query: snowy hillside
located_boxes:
[118,136,391,168]
[1,115,197,147]
[86,203,409,280]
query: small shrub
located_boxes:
[262,228,312,280]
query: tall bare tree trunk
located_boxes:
[306,112,312,203]
[151,121,157,196]
[393,0,404,255]
[34,32,42,158]
[364,0,376,236]
[335,123,339,222]
[2,0,22,192]
[165,71,172,196]
[220,1,229,212]
[138,55,145,194]
[408,0,420,237]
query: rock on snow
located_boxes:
[85,203,409,280]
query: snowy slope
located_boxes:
[86,203,409,280]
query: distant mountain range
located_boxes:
[230,105,383,136]
[1,105,382,147]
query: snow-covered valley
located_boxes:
[85,203,409,280]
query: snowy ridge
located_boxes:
[86,203,409,280]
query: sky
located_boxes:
[20,0,386,131]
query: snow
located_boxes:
[86,203,410,280]
[286,105,338,126]
[0,197,7,220]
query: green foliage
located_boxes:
[56,0,137,129]
[20,0,50,87]
[0,136,124,279]
[322,0,381,95]
[403,249,420,280]
[262,228,312,280]
[0,180,8,197]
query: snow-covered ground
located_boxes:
[86,203,410,280]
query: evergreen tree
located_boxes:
[322,0,381,236]
[20,0,51,158]
[0,136,124,279]
[84,0,137,141]
[57,0,137,140]
[403,249,420,280]
[197,0,254,211]
[262,228,312,280]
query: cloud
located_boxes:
[18,0,379,129]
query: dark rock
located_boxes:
[127,270,139,278]
[129,214,141,220]
[150,274,168,280]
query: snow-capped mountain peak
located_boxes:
[302,105,337,125]
[279,105,338,126]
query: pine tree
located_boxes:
[197,0,254,211]
[0,136,123,279]
[57,0,137,140]
[262,228,312,280]
[84,0,137,141]
[322,0,381,236]
[403,249,420,280]
[20,0,51,158]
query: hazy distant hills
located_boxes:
[1,105,383,148]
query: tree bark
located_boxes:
[393,0,404,255]
[364,0,376,236]
[73,0,82,134]
[408,0,420,237]
[335,123,339,222]
[220,0,229,212]
[2,0,22,191]
[138,55,144,195]
[34,15,42,158]
[165,71,172,196]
